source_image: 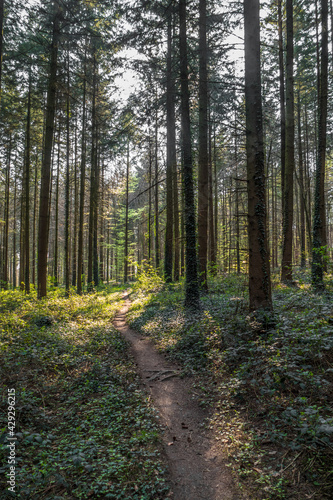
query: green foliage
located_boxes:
[0,289,168,499]
[131,260,163,294]
[128,271,333,499]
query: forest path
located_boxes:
[113,295,246,500]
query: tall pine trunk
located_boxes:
[64,50,70,296]
[0,0,4,100]
[88,47,98,290]
[3,135,11,289]
[164,13,174,282]
[297,88,306,268]
[77,50,87,294]
[154,105,160,270]
[312,0,328,288]
[93,130,100,286]
[197,0,208,290]
[37,0,60,298]
[54,122,60,286]
[32,154,38,285]
[72,117,78,286]
[244,0,272,311]
[179,0,199,308]
[172,8,180,282]
[24,75,32,294]
[281,0,295,283]
[12,176,17,288]
[278,0,286,219]
[124,141,130,283]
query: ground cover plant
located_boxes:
[127,270,333,499]
[0,286,168,499]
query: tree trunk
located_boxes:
[124,140,130,283]
[54,122,60,286]
[0,0,4,101]
[213,125,218,269]
[72,116,78,286]
[234,116,240,274]
[281,0,295,283]
[24,76,32,294]
[32,154,38,285]
[64,51,70,295]
[179,0,199,308]
[278,0,286,220]
[93,128,99,287]
[148,134,152,261]
[37,0,60,298]
[312,0,328,288]
[297,88,306,268]
[164,14,174,282]
[3,134,11,289]
[12,176,17,289]
[244,0,272,311]
[208,116,216,272]
[88,47,98,290]
[99,162,104,282]
[154,103,160,270]
[172,8,180,281]
[77,50,87,294]
[197,0,208,290]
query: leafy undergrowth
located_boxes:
[127,271,333,499]
[0,286,168,499]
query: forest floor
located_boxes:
[126,268,333,499]
[0,286,169,499]
[113,296,244,500]
[0,271,333,499]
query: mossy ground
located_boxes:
[0,286,168,499]
[127,270,333,499]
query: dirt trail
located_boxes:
[113,296,246,500]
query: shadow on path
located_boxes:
[113,295,246,500]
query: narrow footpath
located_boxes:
[113,295,246,500]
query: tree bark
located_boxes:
[164,14,174,282]
[24,75,32,294]
[244,0,272,311]
[37,0,60,298]
[281,0,295,283]
[3,134,11,289]
[72,115,78,286]
[93,127,100,287]
[0,0,4,101]
[54,122,60,286]
[77,49,87,294]
[208,115,216,272]
[32,153,38,285]
[297,88,306,268]
[148,134,152,261]
[179,0,199,308]
[278,0,286,220]
[64,50,70,295]
[197,0,208,290]
[312,0,328,288]
[154,102,160,270]
[88,46,98,290]
[124,140,129,283]
[12,175,17,289]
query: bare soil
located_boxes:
[113,296,247,500]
